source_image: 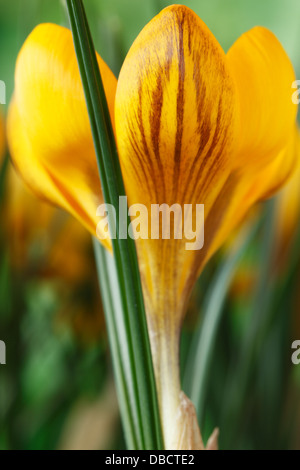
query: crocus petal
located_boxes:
[227,26,297,172]
[3,165,56,268]
[206,126,300,263]
[115,4,238,448]
[7,23,117,248]
[4,161,96,283]
[115,4,237,321]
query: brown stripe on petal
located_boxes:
[126,127,155,198]
[173,12,185,201]
[184,96,224,204]
[137,81,160,202]
[179,20,234,204]
[164,34,174,83]
[127,124,153,194]
[150,74,166,201]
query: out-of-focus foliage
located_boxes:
[0,0,299,450]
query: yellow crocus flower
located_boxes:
[3,163,105,343]
[7,5,299,449]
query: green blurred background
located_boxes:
[0,0,300,450]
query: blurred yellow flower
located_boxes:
[3,163,104,342]
[7,5,299,448]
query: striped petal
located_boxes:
[115,4,238,322]
[115,4,238,448]
[7,23,117,249]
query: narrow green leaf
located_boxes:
[220,200,277,446]
[66,0,163,450]
[93,238,137,449]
